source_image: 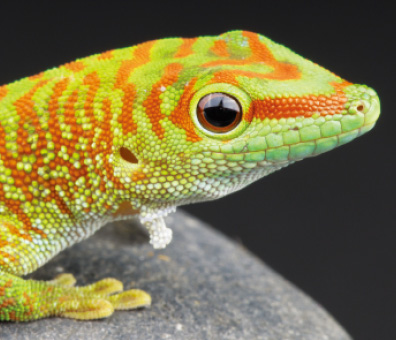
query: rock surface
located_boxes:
[0,211,351,340]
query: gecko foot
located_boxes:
[0,271,151,321]
[56,275,151,320]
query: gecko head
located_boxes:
[115,31,380,204]
[177,31,381,200]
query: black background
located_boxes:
[0,1,394,338]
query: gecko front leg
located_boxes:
[0,270,151,321]
[139,208,174,249]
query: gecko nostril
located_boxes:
[120,147,138,164]
[357,104,365,112]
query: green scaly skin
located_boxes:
[0,31,380,321]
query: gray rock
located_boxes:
[0,211,351,340]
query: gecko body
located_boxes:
[0,31,380,320]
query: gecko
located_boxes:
[0,31,380,321]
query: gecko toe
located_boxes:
[59,298,114,320]
[108,289,152,310]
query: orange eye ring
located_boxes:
[196,93,242,133]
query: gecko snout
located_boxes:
[344,84,380,127]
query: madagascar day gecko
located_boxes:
[0,31,380,321]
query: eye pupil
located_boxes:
[197,93,242,133]
[204,98,237,127]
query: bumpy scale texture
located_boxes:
[0,31,380,321]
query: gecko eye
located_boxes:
[197,93,242,133]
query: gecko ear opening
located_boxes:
[120,147,138,164]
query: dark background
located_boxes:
[0,1,393,338]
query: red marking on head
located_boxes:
[64,61,85,72]
[143,63,184,139]
[251,83,349,120]
[142,63,201,142]
[174,38,198,58]
[210,40,230,58]
[97,50,114,60]
[169,77,202,142]
[330,80,353,91]
[114,41,156,89]
[204,31,300,84]
[207,70,240,86]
